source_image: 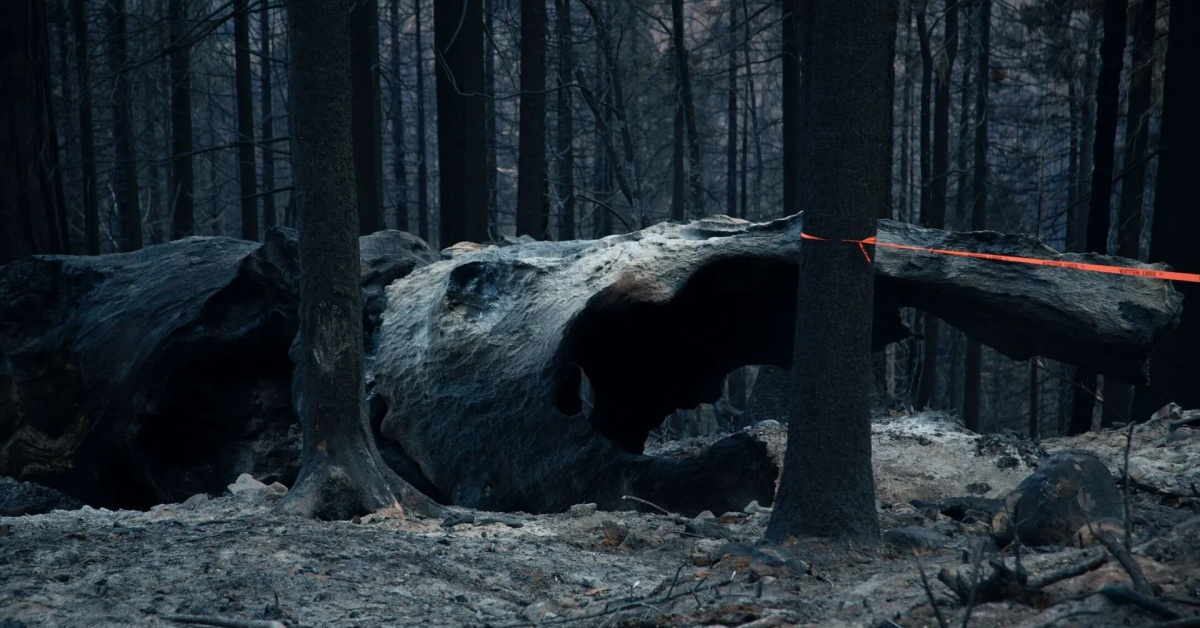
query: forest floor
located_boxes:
[2,412,1199,628]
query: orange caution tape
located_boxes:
[800,232,1200,283]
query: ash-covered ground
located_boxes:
[2,412,1198,628]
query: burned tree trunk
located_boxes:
[374,216,1181,515]
[0,0,69,263]
[283,0,429,519]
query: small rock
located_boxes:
[568,503,598,517]
[523,601,560,622]
[691,538,725,566]
[181,493,209,510]
[477,514,524,528]
[882,526,948,551]
[226,473,268,495]
[618,531,650,551]
[743,500,770,514]
[695,510,716,521]
[442,511,475,528]
[600,520,629,547]
[266,482,288,495]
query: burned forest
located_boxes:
[1,0,1199,627]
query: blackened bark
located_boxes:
[282,0,430,520]
[261,3,277,231]
[1070,0,1127,435]
[671,0,702,218]
[781,0,801,219]
[917,0,957,410]
[71,0,100,253]
[168,0,195,240]
[726,1,738,219]
[916,4,932,226]
[415,0,430,242]
[554,0,575,240]
[671,94,686,221]
[106,0,142,252]
[235,0,258,241]
[0,0,69,263]
[1103,0,1156,425]
[390,0,408,232]
[963,0,990,433]
[434,0,488,245]
[1133,0,1200,419]
[516,0,549,238]
[352,0,385,235]
[484,0,498,238]
[766,0,896,543]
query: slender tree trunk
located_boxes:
[415,0,430,242]
[1104,0,1156,424]
[351,0,385,235]
[953,0,972,229]
[726,1,737,218]
[234,0,258,240]
[767,0,896,544]
[554,0,575,240]
[580,0,640,227]
[781,0,801,218]
[671,93,686,221]
[390,0,409,232]
[516,0,549,238]
[671,0,702,218]
[743,0,761,219]
[916,0,957,410]
[281,0,430,521]
[1133,0,1200,419]
[898,0,913,224]
[261,3,277,231]
[434,0,488,245]
[0,0,69,263]
[484,0,498,238]
[912,0,933,408]
[71,0,100,253]
[1070,0,1127,436]
[107,0,142,252]
[962,0,990,433]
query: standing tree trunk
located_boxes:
[0,0,70,263]
[71,0,100,253]
[579,0,640,227]
[351,0,385,235]
[168,0,195,240]
[261,3,277,231]
[106,0,142,252]
[1133,0,1200,419]
[725,1,737,219]
[670,0,702,218]
[415,0,430,242]
[281,0,430,520]
[554,0,575,240]
[916,0,957,410]
[235,0,259,241]
[912,0,933,408]
[780,0,801,219]
[516,0,549,238]
[766,0,896,543]
[1069,0,1127,436]
[1103,0,1156,425]
[962,0,990,433]
[671,87,686,221]
[434,0,488,245]
[484,0,498,238]
[390,0,409,232]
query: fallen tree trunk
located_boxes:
[0,228,437,509]
[374,215,1181,514]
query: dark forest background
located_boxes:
[2,0,1196,439]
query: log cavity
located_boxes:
[556,257,798,454]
